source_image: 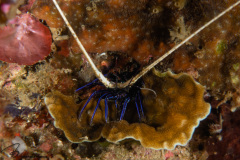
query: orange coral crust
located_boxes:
[44,70,210,149]
[31,0,172,64]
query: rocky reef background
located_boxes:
[1,0,240,159]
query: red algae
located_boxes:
[0,13,52,65]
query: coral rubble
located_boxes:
[205,103,240,160]
[0,0,25,26]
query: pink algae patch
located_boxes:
[0,13,52,65]
[165,150,174,159]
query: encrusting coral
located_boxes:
[30,0,176,64]
[44,90,105,142]
[171,1,240,99]
[44,69,210,149]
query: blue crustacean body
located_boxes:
[76,73,145,125]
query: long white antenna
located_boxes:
[52,0,240,88]
[52,0,115,88]
[128,0,240,86]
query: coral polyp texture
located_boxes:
[0,13,52,65]
[44,70,210,149]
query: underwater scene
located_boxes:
[0,0,240,159]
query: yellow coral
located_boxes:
[102,70,210,149]
[44,91,105,142]
[44,70,210,149]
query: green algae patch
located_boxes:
[216,40,228,55]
